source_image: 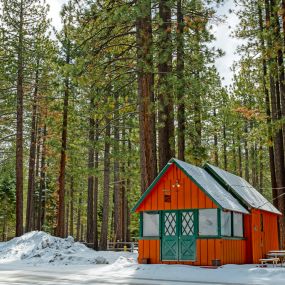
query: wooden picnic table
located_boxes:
[267,250,285,266]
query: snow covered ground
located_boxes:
[0,232,284,285]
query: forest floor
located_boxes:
[0,232,284,285]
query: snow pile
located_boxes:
[0,231,109,266]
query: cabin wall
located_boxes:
[137,163,217,212]
[250,209,279,263]
[137,163,250,265]
[138,239,246,265]
[244,214,253,263]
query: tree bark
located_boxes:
[26,63,39,232]
[244,123,249,182]
[158,0,175,170]
[237,134,243,177]
[65,190,69,237]
[265,0,285,247]
[213,108,219,166]
[258,1,277,201]
[56,30,71,238]
[76,192,82,241]
[99,115,111,250]
[16,0,24,237]
[177,0,185,161]
[94,119,99,250]
[113,92,122,242]
[38,124,47,230]
[87,96,95,244]
[69,177,74,237]
[136,0,157,193]
[223,123,227,171]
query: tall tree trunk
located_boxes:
[100,115,111,250]
[237,133,243,177]
[65,189,69,237]
[223,123,227,171]
[136,0,157,193]
[271,0,285,127]
[26,64,39,232]
[265,0,285,248]
[158,0,175,170]
[87,96,95,244]
[258,1,277,201]
[69,177,74,237]
[244,124,249,182]
[94,119,99,250]
[56,33,70,238]
[213,108,219,166]
[2,195,7,241]
[193,73,202,166]
[15,0,24,237]
[121,124,127,242]
[126,134,132,242]
[76,192,82,241]
[177,0,185,161]
[259,143,264,194]
[38,124,47,230]
[232,138,237,174]
[113,92,122,242]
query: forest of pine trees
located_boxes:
[0,0,285,249]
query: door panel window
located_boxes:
[164,212,177,236]
[181,212,194,236]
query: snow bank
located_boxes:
[0,231,132,266]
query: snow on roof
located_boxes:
[205,163,281,215]
[173,159,249,214]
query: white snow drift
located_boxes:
[0,231,285,284]
[0,231,132,266]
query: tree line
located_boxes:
[0,0,284,249]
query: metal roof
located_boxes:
[132,158,249,213]
[173,159,249,214]
[204,163,281,215]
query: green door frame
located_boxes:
[161,210,197,262]
[179,210,197,261]
[161,210,179,261]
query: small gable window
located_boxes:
[142,212,160,237]
[199,209,218,236]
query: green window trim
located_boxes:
[221,211,244,239]
[139,209,245,241]
[139,212,143,237]
[221,237,246,240]
[139,236,160,240]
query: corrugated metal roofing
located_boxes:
[173,159,249,214]
[205,163,281,215]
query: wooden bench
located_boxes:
[259,258,280,267]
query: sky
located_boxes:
[46,0,241,87]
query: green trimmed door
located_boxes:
[161,211,178,260]
[161,210,196,261]
[179,211,196,261]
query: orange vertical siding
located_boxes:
[250,209,279,263]
[136,163,278,266]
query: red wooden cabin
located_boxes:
[132,158,281,265]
